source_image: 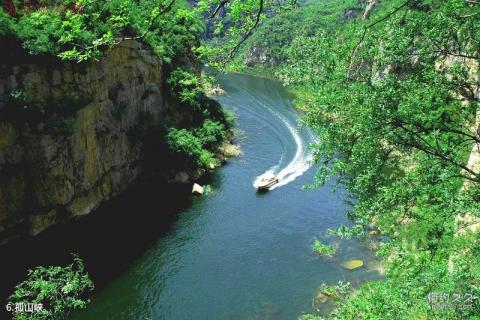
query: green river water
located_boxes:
[0,73,382,320]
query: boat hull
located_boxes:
[257,178,279,190]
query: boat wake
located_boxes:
[251,95,313,190]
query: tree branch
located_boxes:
[394,124,480,181]
[210,0,229,18]
[226,0,265,61]
[140,0,176,39]
[348,0,414,78]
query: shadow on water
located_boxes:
[0,177,197,318]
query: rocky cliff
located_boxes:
[0,39,205,244]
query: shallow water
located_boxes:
[69,73,382,320]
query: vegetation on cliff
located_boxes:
[0,0,233,170]
[195,0,300,68]
[279,0,480,318]
[166,67,234,169]
[232,0,359,70]
[0,0,202,63]
[0,1,233,317]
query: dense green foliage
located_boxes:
[232,0,358,69]
[195,0,299,68]
[8,255,93,320]
[166,118,226,168]
[271,0,480,318]
[210,0,480,318]
[0,0,202,63]
[166,67,232,168]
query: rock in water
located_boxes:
[315,292,329,304]
[192,183,204,195]
[341,259,364,270]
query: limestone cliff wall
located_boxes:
[0,40,194,243]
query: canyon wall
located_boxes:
[0,40,198,244]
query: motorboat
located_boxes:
[256,173,279,190]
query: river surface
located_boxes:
[67,73,382,319]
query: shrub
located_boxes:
[195,119,225,147]
[166,127,216,168]
[167,68,204,110]
[1,0,203,63]
[0,8,14,37]
[8,254,94,320]
[167,68,233,127]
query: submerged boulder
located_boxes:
[315,291,329,304]
[341,259,364,270]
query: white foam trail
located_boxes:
[219,75,313,190]
[249,95,313,190]
[268,115,312,190]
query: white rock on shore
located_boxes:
[192,183,204,195]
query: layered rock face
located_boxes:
[244,46,279,68]
[0,40,187,243]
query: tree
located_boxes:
[275,0,480,317]
[196,0,298,67]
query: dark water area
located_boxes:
[0,73,382,320]
[0,180,193,319]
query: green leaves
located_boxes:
[167,126,217,168]
[1,0,202,63]
[267,0,480,317]
[168,68,205,109]
[165,66,229,169]
[312,239,336,256]
[9,254,94,320]
[196,0,301,68]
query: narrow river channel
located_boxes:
[0,73,382,320]
[71,73,382,319]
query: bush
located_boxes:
[166,127,216,168]
[167,68,204,109]
[8,254,94,320]
[0,7,14,37]
[195,119,225,147]
[166,116,230,169]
